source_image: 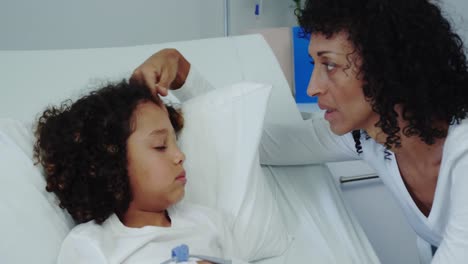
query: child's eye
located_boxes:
[154,146,167,151]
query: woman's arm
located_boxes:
[170,60,361,165]
[131,48,192,97]
[131,49,214,102]
[171,66,215,102]
[260,115,361,165]
[131,49,361,165]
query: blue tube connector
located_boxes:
[161,244,232,264]
[171,244,189,262]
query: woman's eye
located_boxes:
[154,146,167,151]
[323,63,336,72]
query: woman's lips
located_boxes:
[324,109,337,121]
[318,103,337,121]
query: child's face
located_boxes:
[126,101,186,213]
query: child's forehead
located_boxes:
[135,100,166,115]
[131,101,172,133]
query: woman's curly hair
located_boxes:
[297,0,468,151]
[34,80,184,224]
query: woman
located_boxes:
[131,0,468,262]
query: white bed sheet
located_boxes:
[257,165,380,263]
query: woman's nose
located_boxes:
[306,70,325,97]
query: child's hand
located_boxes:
[130,48,190,97]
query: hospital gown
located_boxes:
[57,202,248,264]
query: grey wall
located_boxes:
[227,0,298,36]
[0,0,298,50]
[442,0,468,45]
[0,0,225,50]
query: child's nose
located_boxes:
[174,148,185,164]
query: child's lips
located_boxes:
[176,171,186,183]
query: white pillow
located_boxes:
[178,82,291,261]
[0,119,74,264]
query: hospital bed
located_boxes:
[0,33,379,263]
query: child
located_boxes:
[34,80,246,264]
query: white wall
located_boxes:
[0,0,298,50]
[441,0,468,45]
[0,0,225,50]
[227,0,298,36]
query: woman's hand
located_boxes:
[130,48,190,97]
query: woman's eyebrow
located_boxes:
[317,51,340,56]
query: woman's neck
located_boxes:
[364,114,446,166]
[121,207,171,228]
[393,135,445,166]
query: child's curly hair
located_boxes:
[34,80,184,224]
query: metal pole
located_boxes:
[224,0,230,36]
